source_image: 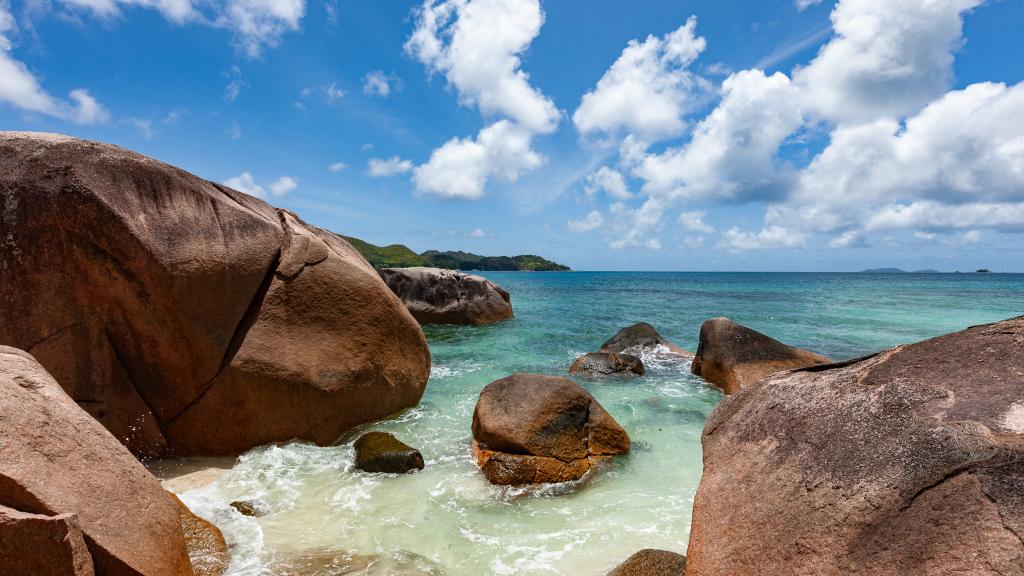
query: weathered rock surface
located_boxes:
[569,352,644,376]
[171,494,228,576]
[0,132,430,457]
[229,500,267,518]
[690,317,830,394]
[472,374,630,485]
[685,316,1024,576]
[0,504,95,576]
[0,346,193,576]
[608,549,686,575]
[353,431,425,474]
[379,267,513,325]
[601,323,691,356]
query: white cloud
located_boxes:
[124,117,154,138]
[567,210,604,233]
[406,0,558,133]
[324,82,345,103]
[406,0,558,199]
[606,198,666,250]
[678,210,713,233]
[682,235,705,249]
[369,156,414,177]
[585,166,631,200]
[573,16,707,141]
[224,119,242,139]
[796,0,822,10]
[224,171,264,197]
[413,119,542,199]
[363,70,402,97]
[721,225,805,252]
[224,171,295,198]
[57,0,305,57]
[223,65,246,101]
[0,7,109,124]
[794,0,983,123]
[328,162,347,172]
[268,175,297,196]
[465,227,487,237]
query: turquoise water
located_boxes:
[175,272,1024,575]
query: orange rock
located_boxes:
[170,494,228,576]
[0,505,94,576]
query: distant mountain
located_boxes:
[341,237,570,271]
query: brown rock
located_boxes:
[0,346,193,576]
[685,316,1024,576]
[0,132,430,457]
[601,323,692,356]
[0,504,95,576]
[378,267,513,325]
[171,494,228,576]
[471,374,630,485]
[608,549,686,575]
[690,317,830,394]
[569,352,644,376]
[229,500,266,518]
[354,432,425,474]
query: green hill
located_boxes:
[344,237,570,271]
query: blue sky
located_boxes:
[1,0,1022,271]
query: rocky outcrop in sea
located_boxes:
[379,266,514,325]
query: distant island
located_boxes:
[860,268,942,273]
[341,236,571,271]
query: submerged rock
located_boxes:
[690,317,830,394]
[229,500,267,518]
[0,505,94,576]
[601,323,691,357]
[686,316,1024,575]
[171,494,228,576]
[379,267,513,325]
[0,346,193,576]
[472,374,630,485]
[569,352,644,376]
[607,549,686,575]
[0,132,430,457]
[354,432,425,474]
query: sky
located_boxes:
[1,0,1023,272]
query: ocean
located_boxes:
[172,271,1024,575]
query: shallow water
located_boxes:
[171,272,1024,576]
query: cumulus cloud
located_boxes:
[574,0,1019,252]
[413,119,542,199]
[678,211,713,233]
[465,227,488,237]
[407,0,558,198]
[363,70,402,97]
[573,16,708,141]
[369,156,414,177]
[567,210,604,233]
[224,171,297,198]
[585,166,631,200]
[796,0,823,10]
[328,162,347,172]
[0,8,109,124]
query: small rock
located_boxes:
[608,549,686,575]
[569,352,644,376]
[229,500,267,518]
[601,323,691,356]
[379,267,513,325]
[354,432,425,474]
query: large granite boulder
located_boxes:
[685,317,1024,575]
[472,374,630,485]
[569,352,644,376]
[0,346,193,576]
[171,495,228,576]
[353,432,425,474]
[690,317,830,394]
[0,132,430,457]
[0,504,94,576]
[608,549,686,575]
[601,323,691,356]
[379,267,513,325]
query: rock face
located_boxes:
[690,317,830,394]
[685,317,1024,576]
[353,432,425,474]
[0,346,193,576]
[171,495,228,576]
[472,374,630,485]
[608,549,686,575]
[569,352,644,376]
[601,323,691,356]
[0,505,95,576]
[378,267,513,325]
[0,132,430,457]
